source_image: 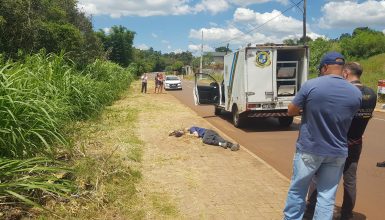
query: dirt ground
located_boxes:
[134,81,290,219]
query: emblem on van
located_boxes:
[255,51,271,67]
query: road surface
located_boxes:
[167,79,385,220]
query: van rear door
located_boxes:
[245,48,274,103]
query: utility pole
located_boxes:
[303,0,307,45]
[200,30,203,73]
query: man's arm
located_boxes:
[288,103,301,116]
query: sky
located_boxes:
[77,0,385,55]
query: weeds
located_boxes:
[0,52,134,211]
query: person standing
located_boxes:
[282,52,362,220]
[141,73,148,93]
[304,62,377,220]
[158,73,164,93]
[154,72,159,93]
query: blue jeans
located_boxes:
[283,149,346,220]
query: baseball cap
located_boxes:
[318,51,345,70]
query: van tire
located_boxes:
[214,106,222,115]
[278,116,293,127]
[232,106,245,128]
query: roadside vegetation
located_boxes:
[0,52,134,218]
[1,0,385,218]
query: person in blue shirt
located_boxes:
[304,62,377,220]
[282,52,362,220]
[169,126,240,151]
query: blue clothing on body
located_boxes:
[292,75,361,157]
[189,126,206,138]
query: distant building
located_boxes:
[206,52,227,64]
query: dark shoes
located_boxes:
[223,142,240,151]
[377,161,385,167]
[231,143,240,151]
[225,142,240,151]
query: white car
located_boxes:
[164,75,182,90]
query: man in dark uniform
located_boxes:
[305,62,377,220]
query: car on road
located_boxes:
[164,75,182,90]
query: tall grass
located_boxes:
[0,52,134,207]
[359,53,385,93]
[0,157,75,207]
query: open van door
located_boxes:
[193,73,220,105]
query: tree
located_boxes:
[308,38,332,74]
[98,26,135,67]
[340,27,385,59]
[215,46,231,53]
[283,39,297,45]
[0,0,104,66]
[298,36,313,45]
[172,61,184,74]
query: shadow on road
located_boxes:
[303,206,367,220]
[216,112,300,132]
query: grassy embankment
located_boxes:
[0,53,141,218]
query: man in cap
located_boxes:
[305,62,377,220]
[282,52,362,220]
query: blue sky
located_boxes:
[78,0,385,55]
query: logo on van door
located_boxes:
[255,51,271,67]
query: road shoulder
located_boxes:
[135,81,289,219]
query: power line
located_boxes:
[211,0,304,49]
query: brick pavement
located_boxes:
[135,88,290,219]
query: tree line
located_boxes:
[284,27,385,74]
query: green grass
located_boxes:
[0,157,75,208]
[359,53,385,93]
[0,52,135,211]
[307,53,385,102]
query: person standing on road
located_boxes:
[154,72,160,93]
[282,52,362,220]
[141,73,148,93]
[158,73,164,93]
[304,62,377,220]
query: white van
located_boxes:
[194,44,309,128]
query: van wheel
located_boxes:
[232,106,245,128]
[278,117,293,127]
[214,107,222,115]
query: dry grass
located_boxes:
[38,82,178,219]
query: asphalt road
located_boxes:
[167,79,385,220]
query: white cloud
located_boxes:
[161,40,170,44]
[102,27,111,34]
[209,22,218,27]
[234,8,303,34]
[191,5,320,47]
[77,0,290,18]
[194,0,230,14]
[233,8,255,22]
[189,7,323,48]
[319,1,385,29]
[152,33,158,38]
[135,44,150,50]
[188,44,214,52]
[230,0,288,6]
[77,0,194,17]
